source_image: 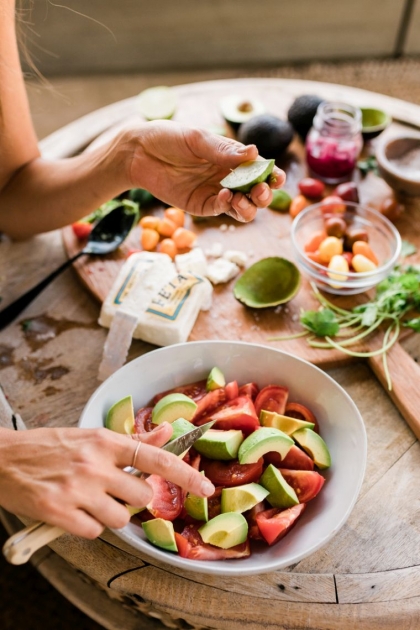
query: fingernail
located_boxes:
[257,188,270,203]
[237,196,250,211]
[201,479,215,496]
[238,144,255,154]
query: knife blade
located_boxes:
[2,420,215,565]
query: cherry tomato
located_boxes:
[200,457,264,487]
[264,445,314,471]
[145,475,183,521]
[164,207,185,227]
[225,381,239,400]
[380,197,404,222]
[254,386,289,417]
[320,195,346,215]
[333,182,359,203]
[279,470,325,503]
[289,194,311,219]
[175,525,250,560]
[134,406,153,433]
[298,178,325,199]
[157,218,177,237]
[238,382,260,400]
[285,402,319,432]
[72,221,93,240]
[256,504,306,545]
[304,230,327,253]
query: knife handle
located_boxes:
[2,521,65,565]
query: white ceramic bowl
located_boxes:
[79,341,366,576]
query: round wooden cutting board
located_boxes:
[61,78,420,438]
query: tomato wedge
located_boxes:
[247,501,266,540]
[238,382,259,400]
[145,475,183,521]
[207,486,223,520]
[175,525,251,560]
[195,396,259,433]
[264,445,314,471]
[256,503,306,545]
[254,386,289,417]
[285,402,319,432]
[193,388,227,420]
[279,469,325,503]
[200,457,264,487]
[225,381,239,400]
[134,407,153,433]
[152,379,207,404]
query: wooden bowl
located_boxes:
[376,135,420,197]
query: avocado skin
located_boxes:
[287,94,324,140]
[237,115,294,159]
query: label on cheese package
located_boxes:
[113,255,157,305]
[146,273,203,321]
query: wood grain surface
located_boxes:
[2,78,420,630]
[61,78,420,437]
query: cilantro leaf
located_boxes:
[300,309,340,337]
[404,318,420,332]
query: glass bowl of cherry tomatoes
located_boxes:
[291,200,401,295]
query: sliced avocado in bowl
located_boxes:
[105,395,135,434]
[260,464,299,509]
[199,512,248,549]
[221,483,269,514]
[142,518,178,552]
[234,257,301,309]
[194,429,244,460]
[293,428,331,469]
[260,410,315,434]
[152,393,197,425]
[206,366,226,391]
[185,472,209,522]
[238,427,293,464]
[220,160,275,194]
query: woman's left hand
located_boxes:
[125,120,286,223]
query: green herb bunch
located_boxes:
[270,265,420,390]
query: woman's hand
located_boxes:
[125,120,286,223]
[0,424,214,539]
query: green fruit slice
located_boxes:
[238,427,293,464]
[137,86,177,121]
[142,518,178,552]
[184,472,209,522]
[293,428,332,469]
[105,395,135,434]
[194,429,244,460]
[259,410,315,435]
[220,95,266,125]
[221,483,269,513]
[220,159,275,194]
[206,367,226,391]
[152,393,197,425]
[260,464,299,509]
[168,418,196,442]
[269,189,292,212]
[233,257,301,309]
[199,513,248,549]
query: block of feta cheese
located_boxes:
[223,250,248,267]
[206,258,240,285]
[175,247,208,277]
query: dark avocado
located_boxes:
[287,95,324,140]
[237,114,294,159]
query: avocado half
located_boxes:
[233,257,301,308]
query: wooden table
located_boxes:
[1,78,420,630]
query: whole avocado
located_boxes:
[287,94,324,140]
[237,114,294,159]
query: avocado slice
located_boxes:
[169,418,196,442]
[152,393,197,425]
[206,367,226,391]
[260,464,299,508]
[142,518,178,552]
[184,472,209,522]
[194,429,244,460]
[259,410,315,435]
[220,95,265,126]
[220,160,275,194]
[292,428,332,469]
[199,512,248,549]
[238,427,293,464]
[105,395,135,434]
[221,483,269,514]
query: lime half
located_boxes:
[137,86,177,121]
[220,160,275,194]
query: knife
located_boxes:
[2,420,214,565]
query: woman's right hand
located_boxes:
[0,424,214,539]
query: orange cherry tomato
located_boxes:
[164,207,185,227]
[289,195,311,219]
[158,238,178,259]
[352,241,379,265]
[304,230,327,253]
[305,250,324,265]
[140,216,160,230]
[157,218,177,237]
[141,228,160,251]
[172,228,197,249]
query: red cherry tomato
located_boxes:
[254,386,289,417]
[256,504,306,545]
[175,525,250,560]
[298,178,325,199]
[264,445,314,471]
[72,221,93,240]
[145,475,183,521]
[279,469,325,503]
[333,181,359,203]
[320,195,346,215]
[200,457,264,487]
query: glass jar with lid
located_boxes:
[306,102,363,184]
